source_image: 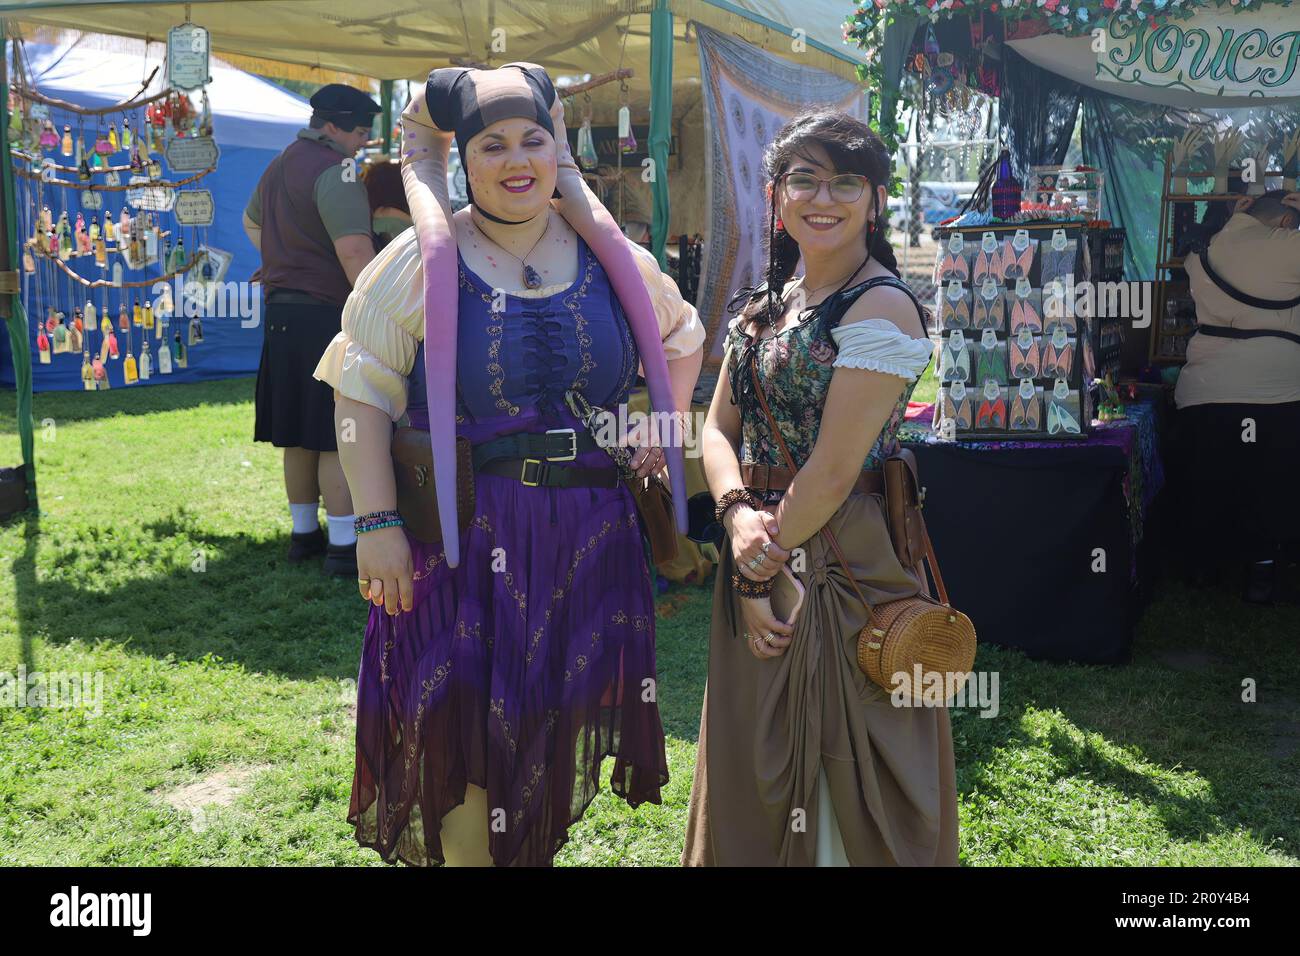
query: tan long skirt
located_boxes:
[681,490,960,867]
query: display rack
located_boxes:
[931,221,1116,441]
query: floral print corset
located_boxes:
[726,316,918,473]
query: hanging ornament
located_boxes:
[139,340,152,380]
[53,319,69,354]
[8,94,23,133]
[173,328,187,368]
[121,116,133,153]
[94,129,111,155]
[45,309,58,333]
[171,236,186,273]
[158,327,173,374]
[123,348,138,384]
[57,213,73,259]
[577,117,598,170]
[103,210,115,242]
[199,89,212,137]
[130,140,143,174]
[144,215,158,263]
[133,299,143,327]
[142,300,154,330]
[106,328,119,360]
[78,155,92,182]
[118,207,131,242]
[37,329,51,364]
[82,351,95,387]
[67,315,82,353]
[108,123,119,152]
[74,133,83,166]
[92,355,109,389]
[118,302,130,331]
[75,213,89,253]
[40,120,58,150]
[72,307,84,335]
[83,301,94,331]
[22,248,34,273]
[94,235,107,268]
[60,124,73,157]
[617,81,636,154]
[188,316,203,345]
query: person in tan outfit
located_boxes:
[683,111,958,866]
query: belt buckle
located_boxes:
[520,458,543,487]
[545,427,577,462]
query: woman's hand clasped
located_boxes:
[739,597,795,660]
[357,525,414,616]
[728,505,791,581]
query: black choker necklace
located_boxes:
[474,205,538,226]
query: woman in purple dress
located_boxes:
[313,65,704,866]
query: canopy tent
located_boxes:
[0,36,309,392]
[0,0,869,82]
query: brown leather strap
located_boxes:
[746,355,947,612]
[741,461,883,496]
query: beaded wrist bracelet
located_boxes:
[355,510,404,534]
[731,572,775,598]
[715,488,760,526]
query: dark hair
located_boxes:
[1245,189,1299,228]
[362,159,409,215]
[730,110,900,333]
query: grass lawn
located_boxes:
[1,377,1297,866]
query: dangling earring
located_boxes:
[775,217,784,232]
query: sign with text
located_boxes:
[167,22,211,91]
[1097,10,1300,97]
[175,190,214,226]
[126,175,175,212]
[164,135,220,172]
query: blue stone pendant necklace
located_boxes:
[471,212,550,290]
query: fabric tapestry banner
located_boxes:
[694,23,867,370]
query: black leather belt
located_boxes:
[471,427,617,489]
[477,457,621,489]
[471,427,599,470]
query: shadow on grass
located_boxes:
[0,376,258,431]
[14,504,365,682]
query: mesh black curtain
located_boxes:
[999,46,1084,183]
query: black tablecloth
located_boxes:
[906,441,1136,665]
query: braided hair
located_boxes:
[728,110,901,408]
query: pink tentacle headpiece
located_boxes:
[400,62,686,569]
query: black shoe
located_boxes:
[323,541,358,577]
[287,527,326,562]
[1244,561,1275,605]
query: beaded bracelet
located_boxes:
[731,572,774,598]
[715,488,760,526]
[355,510,403,534]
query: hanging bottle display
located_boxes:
[121,116,133,153]
[60,123,73,156]
[138,339,152,380]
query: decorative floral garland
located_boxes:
[844,0,1295,47]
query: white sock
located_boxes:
[327,513,357,547]
[290,502,320,534]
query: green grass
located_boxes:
[1,377,1296,866]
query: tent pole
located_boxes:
[0,21,37,510]
[380,79,393,156]
[649,0,673,269]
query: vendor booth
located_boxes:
[846,0,1299,662]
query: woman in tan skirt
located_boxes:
[682,111,959,866]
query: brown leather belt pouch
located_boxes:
[883,448,926,570]
[391,427,475,544]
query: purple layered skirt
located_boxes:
[349,410,668,867]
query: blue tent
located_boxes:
[0,39,309,391]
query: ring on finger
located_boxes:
[763,632,777,645]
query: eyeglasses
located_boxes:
[779,172,871,204]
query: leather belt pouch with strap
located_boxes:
[391,426,476,544]
[883,448,927,572]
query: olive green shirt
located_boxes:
[245,128,372,242]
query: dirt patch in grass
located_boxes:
[158,764,271,832]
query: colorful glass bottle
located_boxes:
[60,124,73,156]
[992,149,1022,220]
[139,340,152,380]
